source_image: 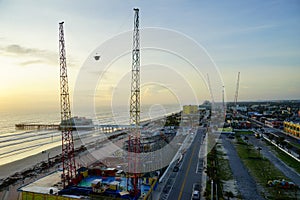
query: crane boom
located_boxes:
[234,72,240,106]
[207,73,215,104]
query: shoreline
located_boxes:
[0,144,62,180]
[0,112,179,190]
[0,112,176,176]
[0,130,129,189]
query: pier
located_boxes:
[15,123,134,132]
[15,123,60,130]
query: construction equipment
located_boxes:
[234,72,240,107]
[222,85,226,112]
[59,21,76,188]
[207,73,215,105]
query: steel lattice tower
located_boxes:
[59,22,76,188]
[128,8,141,196]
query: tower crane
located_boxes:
[222,85,225,112]
[207,73,215,105]
[234,72,240,107]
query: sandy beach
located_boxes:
[0,144,62,180]
[0,129,128,182]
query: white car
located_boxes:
[191,190,200,200]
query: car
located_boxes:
[228,134,235,139]
[191,183,200,199]
[173,166,179,172]
[191,190,200,200]
[193,183,200,191]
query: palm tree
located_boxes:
[257,147,262,158]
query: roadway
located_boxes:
[247,134,300,185]
[246,116,300,155]
[241,114,299,142]
[167,128,205,200]
[221,135,265,200]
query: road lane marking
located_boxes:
[196,136,203,174]
[178,135,198,200]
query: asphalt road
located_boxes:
[247,135,300,185]
[247,117,300,154]
[222,135,265,200]
[167,128,205,200]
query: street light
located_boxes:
[42,150,50,167]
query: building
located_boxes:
[19,167,158,200]
[235,105,247,112]
[183,105,198,115]
[265,119,283,129]
[283,121,300,138]
[60,116,94,130]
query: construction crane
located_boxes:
[222,85,225,112]
[59,21,76,188]
[207,73,215,105]
[128,8,141,196]
[234,72,240,107]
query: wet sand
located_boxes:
[0,145,62,180]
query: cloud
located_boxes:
[0,44,77,67]
[210,24,278,40]
[236,24,277,33]
[19,59,44,66]
[142,84,169,97]
[241,85,250,89]
[5,44,42,55]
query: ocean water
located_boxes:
[0,104,180,167]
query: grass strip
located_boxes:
[264,140,300,174]
[235,140,298,199]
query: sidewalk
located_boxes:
[199,132,207,199]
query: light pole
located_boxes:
[42,150,50,167]
[47,152,50,166]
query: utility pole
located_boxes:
[59,21,76,188]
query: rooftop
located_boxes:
[19,171,62,195]
[19,169,157,199]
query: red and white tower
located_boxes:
[59,21,76,188]
[128,8,141,196]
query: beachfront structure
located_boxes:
[283,121,300,138]
[19,167,158,200]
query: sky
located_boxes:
[0,0,299,113]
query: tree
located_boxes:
[278,136,285,147]
[296,148,300,159]
[225,191,234,200]
[286,143,292,153]
[244,136,249,143]
[257,147,262,157]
